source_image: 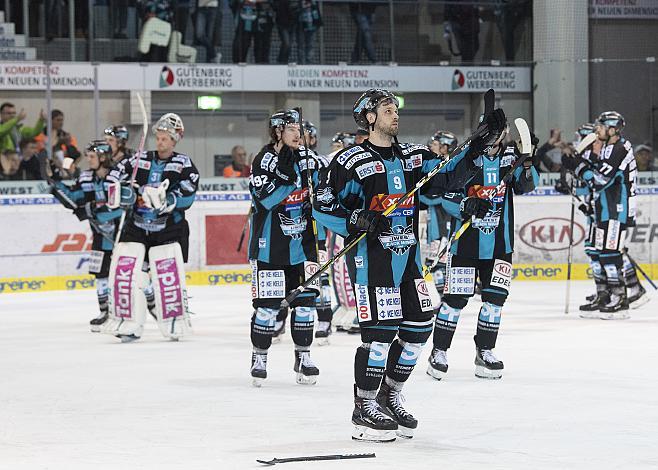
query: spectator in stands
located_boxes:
[223,145,251,177]
[0,150,21,181]
[444,1,480,63]
[635,143,657,171]
[494,0,531,63]
[138,0,174,62]
[533,128,567,172]
[18,138,42,180]
[174,0,193,41]
[298,0,322,64]
[231,0,274,64]
[355,128,369,145]
[195,0,221,63]
[349,2,377,63]
[112,0,133,38]
[35,109,81,179]
[0,103,46,156]
[275,0,299,64]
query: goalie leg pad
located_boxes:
[149,242,191,340]
[105,242,147,339]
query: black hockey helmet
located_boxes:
[85,140,113,168]
[103,125,129,145]
[331,132,356,148]
[596,111,625,132]
[269,109,300,142]
[303,120,318,138]
[575,122,595,140]
[353,88,399,130]
[430,130,458,152]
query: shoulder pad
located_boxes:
[316,153,331,168]
[259,151,278,172]
[172,153,192,167]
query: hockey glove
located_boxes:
[577,203,593,217]
[460,197,493,219]
[560,153,582,172]
[274,145,298,184]
[158,193,177,215]
[554,179,571,195]
[142,180,170,210]
[347,209,391,238]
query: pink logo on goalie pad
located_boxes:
[155,257,184,319]
[114,256,137,318]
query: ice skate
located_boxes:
[628,285,649,309]
[89,312,108,333]
[271,321,285,344]
[475,348,504,379]
[376,381,418,438]
[294,350,319,385]
[117,333,140,343]
[426,347,448,380]
[314,321,332,346]
[251,351,267,387]
[579,293,607,318]
[352,390,397,442]
[599,289,629,319]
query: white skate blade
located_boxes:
[579,311,601,319]
[271,336,282,345]
[475,365,503,380]
[600,311,630,320]
[252,377,265,388]
[295,373,318,385]
[396,425,414,439]
[352,425,396,442]
[315,337,330,346]
[630,294,650,310]
[117,334,140,343]
[426,364,447,381]
[90,325,101,333]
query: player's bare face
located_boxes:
[374,102,399,137]
[595,124,608,141]
[156,131,176,156]
[281,124,301,150]
[105,135,118,153]
[430,140,441,155]
[86,151,100,170]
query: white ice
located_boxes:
[1,281,657,470]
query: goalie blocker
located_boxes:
[105,241,191,342]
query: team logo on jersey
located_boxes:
[468,184,507,203]
[278,213,308,239]
[316,187,335,204]
[369,193,415,218]
[284,188,309,210]
[472,208,502,234]
[378,224,417,255]
[139,160,151,170]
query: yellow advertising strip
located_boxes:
[1,265,657,294]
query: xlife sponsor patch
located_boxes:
[369,193,415,218]
[355,161,385,180]
[468,184,507,203]
[283,188,309,210]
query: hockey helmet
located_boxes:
[353,89,399,130]
[331,132,356,148]
[269,109,300,142]
[430,130,458,152]
[596,111,625,132]
[85,140,113,168]
[103,125,129,145]
[575,122,595,141]
[303,120,318,139]
[152,113,185,142]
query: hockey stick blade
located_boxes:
[575,132,597,155]
[483,88,495,116]
[514,118,532,155]
[257,453,376,466]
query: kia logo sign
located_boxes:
[519,217,585,251]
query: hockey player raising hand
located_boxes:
[312,88,504,442]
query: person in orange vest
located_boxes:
[223,144,251,177]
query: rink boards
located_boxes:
[1,191,657,293]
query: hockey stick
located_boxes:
[623,247,658,290]
[564,178,576,314]
[280,90,497,309]
[435,117,532,262]
[257,453,376,466]
[114,93,149,245]
[236,206,252,252]
[297,106,320,259]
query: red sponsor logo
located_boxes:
[41,233,92,252]
[369,193,414,212]
[285,188,309,205]
[494,262,511,276]
[519,217,586,251]
[468,184,506,201]
[416,281,429,295]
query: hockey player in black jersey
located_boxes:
[248,109,321,386]
[313,88,506,441]
[104,125,133,165]
[105,113,198,342]
[50,141,122,332]
[426,122,538,382]
[562,111,645,318]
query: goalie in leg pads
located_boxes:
[105,113,198,342]
[50,141,123,332]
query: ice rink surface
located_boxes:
[1,281,657,470]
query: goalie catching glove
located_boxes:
[142,180,176,214]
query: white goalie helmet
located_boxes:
[152,113,184,142]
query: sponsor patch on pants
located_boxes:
[414,279,435,312]
[446,266,476,295]
[355,283,371,322]
[375,286,402,320]
[489,259,512,292]
[257,269,285,298]
[606,220,621,250]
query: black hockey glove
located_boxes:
[460,197,493,219]
[577,203,593,217]
[275,145,298,184]
[347,209,391,238]
[471,108,507,156]
[554,179,571,195]
[560,153,581,172]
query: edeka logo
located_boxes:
[519,217,585,251]
[160,65,175,88]
[207,271,252,285]
[452,69,465,90]
[41,233,92,252]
